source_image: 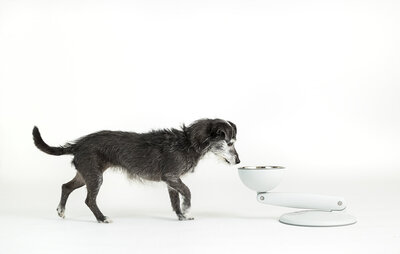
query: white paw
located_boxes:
[178,214,194,221]
[56,205,65,219]
[98,217,113,223]
[182,204,191,215]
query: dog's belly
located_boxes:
[118,164,164,182]
[109,166,161,182]
[113,162,193,182]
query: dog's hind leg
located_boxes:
[163,177,193,221]
[57,172,85,219]
[83,172,111,223]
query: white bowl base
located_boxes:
[279,210,357,227]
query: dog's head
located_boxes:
[185,118,240,165]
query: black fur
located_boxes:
[33,118,239,222]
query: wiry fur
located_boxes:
[32,118,240,223]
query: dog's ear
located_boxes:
[215,128,227,140]
[210,122,229,141]
[227,121,237,137]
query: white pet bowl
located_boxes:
[238,166,286,192]
[237,165,356,227]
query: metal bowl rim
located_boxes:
[238,166,286,170]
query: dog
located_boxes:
[32,118,240,223]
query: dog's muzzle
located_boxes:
[235,157,241,164]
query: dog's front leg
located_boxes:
[167,187,186,220]
[163,177,193,221]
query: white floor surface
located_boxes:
[1,172,399,254]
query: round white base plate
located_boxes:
[279,210,357,227]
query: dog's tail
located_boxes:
[32,126,74,156]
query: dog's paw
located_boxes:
[182,203,191,215]
[56,205,65,219]
[98,216,113,223]
[178,214,194,221]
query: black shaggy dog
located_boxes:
[33,118,240,223]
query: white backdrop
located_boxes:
[0,0,399,253]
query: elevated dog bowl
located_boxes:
[237,166,356,227]
[238,166,286,192]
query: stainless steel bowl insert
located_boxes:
[238,166,285,170]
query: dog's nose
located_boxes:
[235,157,241,164]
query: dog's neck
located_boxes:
[181,125,211,156]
